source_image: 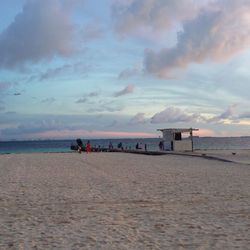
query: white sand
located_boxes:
[196,149,250,165]
[0,152,250,249]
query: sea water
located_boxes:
[1,137,250,154]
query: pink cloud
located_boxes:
[112,0,250,78]
[0,0,75,68]
[144,0,250,77]
[112,0,208,35]
[113,84,135,97]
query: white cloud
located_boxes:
[113,84,135,97]
[112,0,250,78]
[0,0,76,69]
[144,0,250,77]
[151,106,201,124]
[207,104,250,124]
[129,112,147,125]
[112,0,209,36]
[146,104,246,125]
[208,104,237,123]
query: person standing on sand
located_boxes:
[159,141,163,150]
[109,141,113,150]
[86,141,91,153]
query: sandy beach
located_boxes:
[0,152,250,249]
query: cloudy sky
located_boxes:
[1,0,250,140]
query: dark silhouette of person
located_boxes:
[118,142,123,150]
[109,142,113,150]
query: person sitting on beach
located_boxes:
[86,141,91,154]
[77,145,82,153]
[117,142,123,150]
[76,138,83,153]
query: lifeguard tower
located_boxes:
[157,128,199,152]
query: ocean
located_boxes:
[1,137,250,154]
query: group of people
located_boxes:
[77,139,91,154]
[75,139,153,153]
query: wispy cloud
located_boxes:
[75,91,99,104]
[87,102,123,113]
[113,84,135,97]
[88,91,99,97]
[76,97,88,104]
[38,62,91,81]
[118,65,141,79]
[41,97,56,104]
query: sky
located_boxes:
[1,0,250,140]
